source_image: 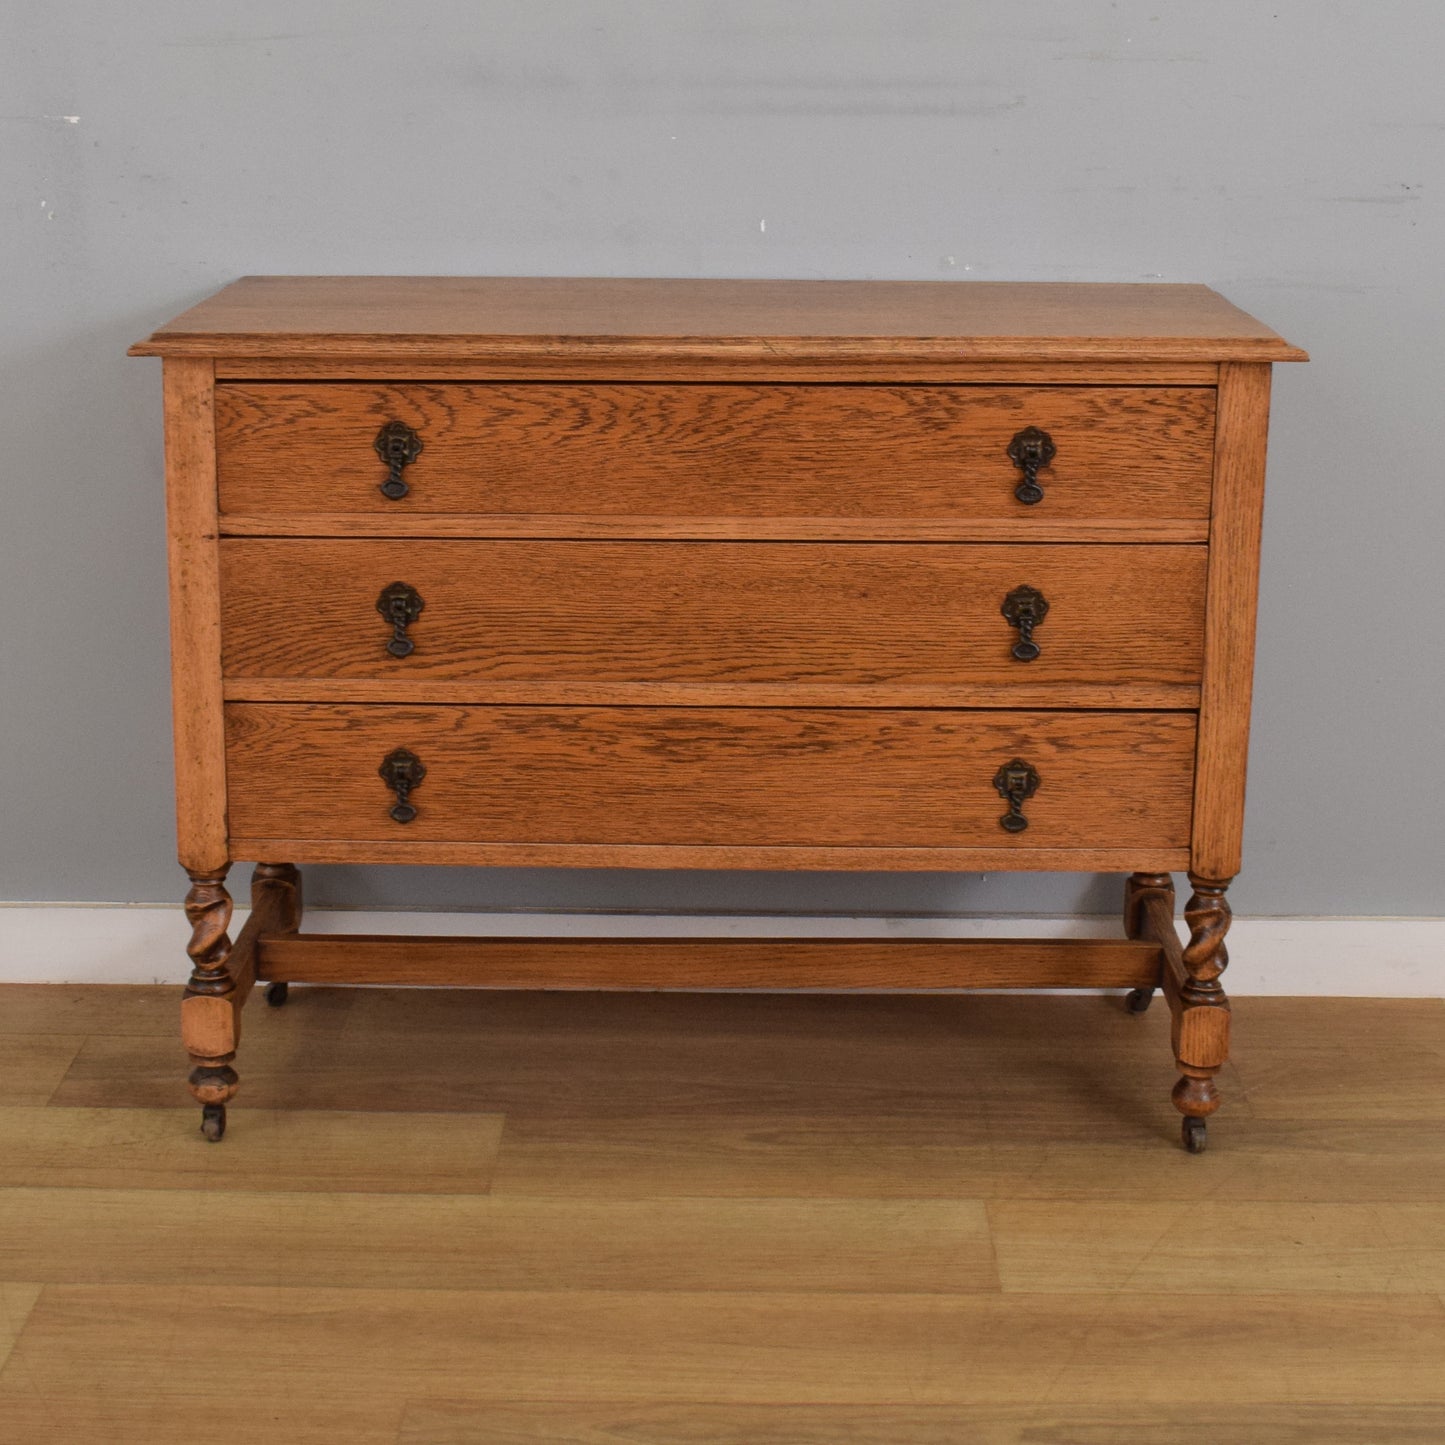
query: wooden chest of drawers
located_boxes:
[131,277,1305,1150]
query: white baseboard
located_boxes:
[0,905,1440,994]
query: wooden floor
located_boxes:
[0,985,1442,1443]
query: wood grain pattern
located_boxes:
[129,276,1308,362]
[490,1110,1445,1206]
[0,985,219,1037]
[254,936,1163,990]
[65,1013,1148,1119]
[1124,869,1175,942]
[0,1367,401,1445]
[3,991,1443,1445]
[32,992,1445,1201]
[0,1286,41,1377]
[1136,883,1233,1124]
[1216,1048,1445,1122]
[161,358,228,872]
[395,1400,1445,1445]
[217,356,1223,384]
[990,1200,1445,1294]
[218,539,1207,705]
[0,983,349,1039]
[177,861,301,1067]
[1140,889,1189,999]
[1192,362,1272,877]
[4,1287,1437,1413]
[216,511,1212,543]
[226,838,1193,871]
[0,1191,996,1294]
[0,1105,505,1193]
[179,867,238,1112]
[214,382,1216,523]
[223,704,1198,850]
[224,679,1204,710]
[0,1036,85,1105]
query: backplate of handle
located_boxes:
[1001,584,1049,662]
[379,747,426,824]
[1006,426,1056,505]
[993,758,1040,832]
[376,582,425,658]
[374,421,423,500]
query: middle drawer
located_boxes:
[220,540,1205,708]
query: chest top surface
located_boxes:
[129,276,1305,364]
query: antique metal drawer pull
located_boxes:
[1001,584,1049,661]
[993,758,1040,832]
[379,747,426,824]
[376,582,425,658]
[374,421,423,500]
[1006,426,1056,505]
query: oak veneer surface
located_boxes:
[1193,361,1273,879]
[224,703,1198,849]
[161,359,227,873]
[214,382,1216,521]
[217,357,1226,384]
[129,276,1308,362]
[224,840,1194,873]
[215,512,1214,543]
[254,936,1163,991]
[218,539,1207,702]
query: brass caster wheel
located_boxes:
[265,981,289,1008]
[1181,1116,1207,1154]
[1124,987,1155,1014]
[200,1104,226,1142]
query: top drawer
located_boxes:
[214,383,1215,536]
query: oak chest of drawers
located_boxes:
[131,277,1305,1149]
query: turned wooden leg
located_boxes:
[1122,872,1174,1013]
[181,867,238,1141]
[1172,872,1233,1153]
[255,862,303,1007]
[179,861,303,1139]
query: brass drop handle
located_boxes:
[1001,585,1049,662]
[376,582,425,658]
[993,758,1040,833]
[1006,426,1056,505]
[374,421,423,500]
[379,747,426,824]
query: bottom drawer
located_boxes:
[225,704,1196,851]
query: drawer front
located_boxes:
[214,383,1215,525]
[225,704,1197,849]
[220,539,1206,704]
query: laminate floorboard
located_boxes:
[0,1034,85,1105]
[0,1285,42,1374]
[488,1111,1445,1202]
[397,1399,1445,1445]
[0,1105,504,1193]
[3,1285,1443,1407]
[0,1190,996,1293]
[989,1200,1445,1292]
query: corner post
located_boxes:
[182,867,237,1139]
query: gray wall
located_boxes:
[3,1,1441,917]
